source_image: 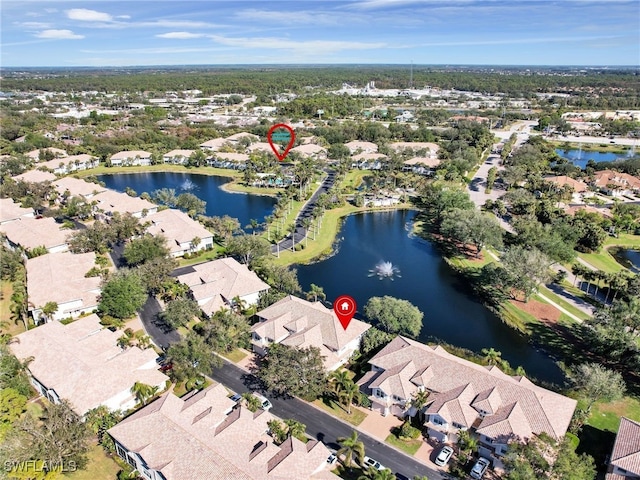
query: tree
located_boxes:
[161,298,201,329]
[262,264,302,294]
[329,369,351,396]
[175,192,206,216]
[84,406,122,453]
[225,234,270,266]
[501,246,553,302]
[337,430,365,470]
[197,309,250,354]
[339,380,359,414]
[240,392,261,412]
[457,429,479,455]
[138,255,179,294]
[441,208,503,257]
[166,332,221,383]
[267,419,288,445]
[481,347,502,366]
[39,302,58,322]
[364,296,424,337]
[360,327,396,355]
[130,382,159,406]
[358,467,396,480]
[409,389,430,421]
[257,344,326,400]
[0,387,27,424]
[419,181,474,226]
[306,284,326,303]
[123,234,170,267]
[569,362,626,410]
[98,270,147,319]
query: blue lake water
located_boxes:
[297,210,566,385]
[97,172,277,227]
[555,148,624,169]
[613,248,640,273]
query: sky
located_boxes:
[1,1,639,67]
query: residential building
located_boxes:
[358,336,576,462]
[606,417,640,480]
[592,170,640,197]
[389,142,440,159]
[52,176,106,199]
[247,142,274,154]
[108,384,335,480]
[0,216,76,253]
[0,198,34,224]
[226,132,259,143]
[403,157,441,175]
[26,251,101,322]
[352,152,387,170]
[175,257,270,317]
[146,208,214,257]
[93,190,158,218]
[200,138,230,151]
[25,147,68,162]
[345,141,378,154]
[10,314,168,416]
[291,144,327,160]
[110,150,153,166]
[162,149,194,165]
[545,175,591,202]
[251,295,371,371]
[13,169,57,183]
[39,154,99,174]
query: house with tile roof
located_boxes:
[592,170,640,197]
[110,150,152,166]
[108,383,336,480]
[226,132,260,143]
[345,141,378,154]
[0,216,77,254]
[162,149,195,165]
[26,251,101,322]
[146,208,214,257]
[403,157,441,175]
[13,169,57,183]
[358,336,576,462]
[200,138,230,151]
[388,142,440,159]
[291,144,327,160]
[25,147,68,162]
[52,176,107,199]
[606,417,640,480]
[10,314,168,416]
[251,295,371,371]
[40,154,99,175]
[0,198,34,224]
[175,257,270,317]
[92,189,158,218]
[544,175,591,202]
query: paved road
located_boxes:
[210,360,444,480]
[139,296,180,350]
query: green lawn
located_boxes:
[498,302,539,334]
[536,286,591,321]
[61,444,121,480]
[75,163,240,179]
[577,234,640,273]
[385,434,422,456]
[341,170,371,191]
[584,396,640,432]
[177,245,226,267]
[0,281,28,337]
[221,348,248,363]
[313,397,367,426]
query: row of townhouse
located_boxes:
[545,170,640,201]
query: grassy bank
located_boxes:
[548,140,630,154]
[577,233,640,273]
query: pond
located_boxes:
[555,148,628,169]
[612,248,640,273]
[297,210,566,385]
[97,172,277,227]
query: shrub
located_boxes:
[398,420,421,440]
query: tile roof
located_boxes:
[352,152,388,162]
[0,198,33,223]
[108,384,333,479]
[26,251,101,312]
[176,258,269,316]
[93,190,156,215]
[345,141,378,153]
[404,157,441,168]
[0,216,76,251]
[111,150,152,160]
[226,132,259,142]
[52,176,106,198]
[609,417,640,476]
[39,154,97,171]
[593,170,640,190]
[213,152,250,162]
[545,175,588,193]
[164,149,194,158]
[389,142,440,153]
[253,296,371,369]
[146,209,212,255]
[13,170,57,183]
[10,314,168,415]
[291,144,327,155]
[365,336,576,441]
[200,138,229,150]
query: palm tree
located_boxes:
[337,430,365,470]
[131,382,159,406]
[241,392,262,412]
[246,219,259,235]
[339,381,359,414]
[481,347,502,366]
[329,369,351,395]
[283,419,306,440]
[288,224,296,251]
[457,429,479,455]
[190,236,201,253]
[301,217,312,246]
[306,284,326,303]
[40,301,58,322]
[410,389,430,421]
[358,467,396,480]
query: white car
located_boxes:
[363,456,385,471]
[470,457,491,479]
[434,445,454,466]
[327,452,337,465]
[252,393,273,411]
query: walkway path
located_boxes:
[271,170,337,254]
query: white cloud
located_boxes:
[117,15,131,19]
[156,31,207,39]
[67,8,113,22]
[236,9,340,26]
[15,21,52,30]
[209,35,386,54]
[35,29,84,40]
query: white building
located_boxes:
[110,150,152,166]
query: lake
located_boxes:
[612,248,640,273]
[98,172,277,227]
[297,210,566,385]
[555,148,627,169]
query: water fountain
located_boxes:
[368,260,401,280]
[180,179,196,191]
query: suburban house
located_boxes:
[40,154,99,174]
[25,147,68,162]
[247,142,274,154]
[592,170,640,197]
[358,336,576,463]
[9,314,168,416]
[345,141,378,154]
[108,384,335,480]
[207,152,250,168]
[544,175,591,202]
[225,132,259,144]
[0,216,77,254]
[389,142,440,159]
[403,157,441,175]
[92,190,158,218]
[251,295,371,371]
[352,152,388,170]
[52,176,107,200]
[162,149,195,165]
[146,208,214,257]
[13,169,57,183]
[0,198,34,224]
[606,417,640,480]
[26,251,101,322]
[175,257,270,317]
[291,143,327,160]
[200,138,230,152]
[110,150,153,167]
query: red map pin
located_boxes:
[267,123,295,162]
[333,295,357,331]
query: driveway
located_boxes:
[139,296,180,350]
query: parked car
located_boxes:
[252,393,273,411]
[470,457,491,479]
[363,456,385,471]
[159,362,173,372]
[435,445,454,466]
[327,452,337,465]
[229,393,242,403]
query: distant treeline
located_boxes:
[2,66,639,107]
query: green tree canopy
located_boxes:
[364,296,424,337]
[98,270,147,319]
[123,234,170,267]
[161,298,201,329]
